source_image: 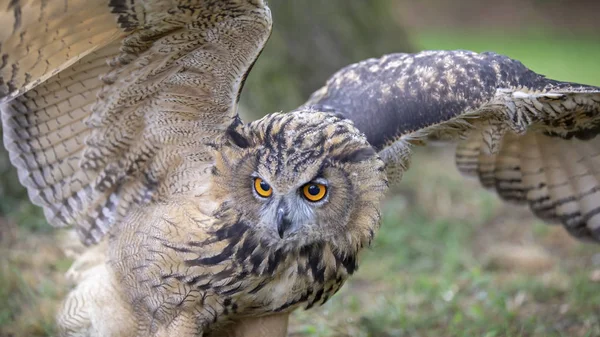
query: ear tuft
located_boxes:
[226,125,252,149]
[226,117,252,149]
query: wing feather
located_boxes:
[304,50,600,241]
[0,0,126,100]
[1,0,272,244]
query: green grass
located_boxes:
[0,224,69,336]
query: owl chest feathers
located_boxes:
[109,196,356,330]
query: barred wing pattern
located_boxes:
[0,0,124,99]
[305,50,600,241]
[0,0,272,244]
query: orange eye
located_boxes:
[254,177,272,197]
[302,183,327,202]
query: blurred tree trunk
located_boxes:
[240,0,413,117]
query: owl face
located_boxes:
[211,111,388,251]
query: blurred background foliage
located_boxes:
[2,0,600,336]
[240,0,413,116]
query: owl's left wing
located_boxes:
[302,50,600,241]
[1,0,272,245]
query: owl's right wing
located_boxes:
[0,0,272,244]
[303,50,600,241]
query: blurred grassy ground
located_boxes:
[1,30,600,337]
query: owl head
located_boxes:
[210,110,388,253]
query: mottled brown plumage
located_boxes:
[2,1,600,336]
[103,111,384,335]
[1,2,386,335]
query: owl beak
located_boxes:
[276,208,292,239]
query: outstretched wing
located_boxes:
[303,50,600,241]
[0,0,272,244]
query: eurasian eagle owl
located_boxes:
[1,1,599,336]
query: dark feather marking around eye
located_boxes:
[332,147,376,163]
